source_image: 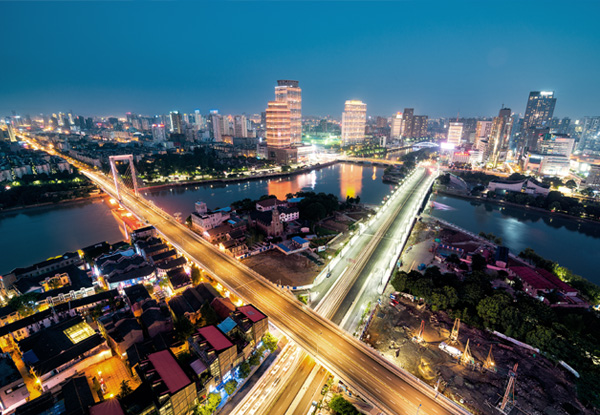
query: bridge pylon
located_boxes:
[109,154,138,200]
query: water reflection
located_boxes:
[340,164,363,199]
[431,195,600,283]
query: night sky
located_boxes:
[2,1,599,118]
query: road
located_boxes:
[22,137,467,415]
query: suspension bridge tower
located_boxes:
[109,155,138,200]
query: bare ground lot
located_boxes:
[241,249,320,286]
[366,289,590,415]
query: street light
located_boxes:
[416,404,422,415]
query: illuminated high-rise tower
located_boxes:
[341,100,367,146]
[488,107,513,166]
[266,101,291,148]
[520,91,556,152]
[169,111,183,134]
[275,80,302,145]
[391,112,403,139]
[446,122,463,147]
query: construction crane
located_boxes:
[497,363,518,414]
[412,320,426,344]
[484,345,496,372]
[461,338,474,366]
[450,318,460,344]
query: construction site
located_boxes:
[365,288,590,415]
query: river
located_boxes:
[430,194,600,284]
[0,199,126,274]
[143,163,393,214]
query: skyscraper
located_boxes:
[266,101,291,148]
[401,108,414,137]
[391,112,403,139]
[521,91,556,152]
[234,115,247,138]
[446,122,463,147]
[412,116,428,138]
[341,100,367,146]
[579,116,600,151]
[151,124,166,142]
[475,121,493,146]
[488,107,513,166]
[169,111,183,134]
[275,80,302,145]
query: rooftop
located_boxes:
[197,325,233,352]
[237,305,267,323]
[147,350,191,394]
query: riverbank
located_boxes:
[138,160,339,192]
[0,193,108,215]
[437,188,600,227]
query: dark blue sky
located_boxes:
[2,1,599,118]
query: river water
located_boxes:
[0,199,126,274]
[430,194,600,284]
[143,163,393,214]
[3,164,599,286]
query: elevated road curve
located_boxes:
[80,167,469,415]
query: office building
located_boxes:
[275,80,302,145]
[151,124,166,142]
[474,120,493,147]
[391,112,403,139]
[446,122,463,147]
[488,108,514,166]
[521,91,557,152]
[209,112,223,142]
[400,108,428,139]
[585,164,600,189]
[538,133,575,157]
[579,116,600,151]
[341,100,367,146]
[234,115,247,138]
[169,111,183,134]
[266,101,291,148]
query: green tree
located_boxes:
[191,265,202,285]
[471,254,487,272]
[329,394,359,415]
[8,293,39,317]
[262,332,278,353]
[565,179,577,190]
[118,380,133,398]
[195,393,222,415]
[248,351,261,366]
[174,316,195,342]
[477,293,512,328]
[224,379,238,395]
[238,361,251,379]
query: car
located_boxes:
[326,272,332,278]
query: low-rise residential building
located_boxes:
[279,207,300,222]
[193,326,237,384]
[250,210,284,237]
[166,268,192,294]
[15,375,94,415]
[168,284,219,324]
[0,353,29,414]
[140,302,173,339]
[135,350,197,415]
[255,198,287,212]
[98,314,144,358]
[17,317,110,391]
[232,305,268,347]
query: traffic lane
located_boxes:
[267,354,315,415]
[90,172,452,415]
[323,173,428,319]
[331,173,432,324]
[295,366,330,415]
[311,172,423,306]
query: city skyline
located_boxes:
[2,1,600,118]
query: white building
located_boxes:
[391,112,403,139]
[341,100,367,146]
[446,122,463,147]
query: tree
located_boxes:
[118,380,132,398]
[248,351,261,366]
[566,179,577,190]
[471,254,487,272]
[238,361,251,379]
[262,332,278,353]
[195,393,222,415]
[476,292,512,328]
[224,379,238,395]
[8,293,39,317]
[174,316,195,342]
[199,303,219,326]
[438,173,451,186]
[329,394,359,415]
[191,265,202,285]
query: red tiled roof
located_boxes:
[197,325,233,351]
[238,305,267,323]
[90,400,125,415]
[510,267,555,291]
[148,350,191,393]
[535,268,578,293]
[211,297,236,320]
